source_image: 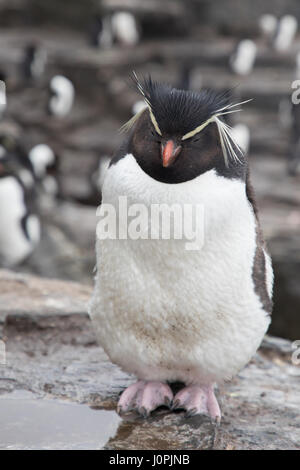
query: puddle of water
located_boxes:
[0,390,122,450]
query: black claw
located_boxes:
[164,396,172,408]
[185,407,198,417]
[171,399,180,410]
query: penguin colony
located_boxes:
[0,9,142,267]
[0,43,74,266]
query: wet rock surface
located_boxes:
[0,270,299,450]
[0,390,122,450]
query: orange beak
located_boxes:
[161,140,182,168]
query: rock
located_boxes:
[0,268,91,319]
[0,270,299,450]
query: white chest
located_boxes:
[90,155,270,384]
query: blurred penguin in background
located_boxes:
[230,39,257,76]
[29,144,59,198]
[21,43,47,82]
[0,144,40,267]
[0,87,42,266]
[258,14,278,44]
[0,73,33,188]
[89,11,139,49]
[273,15,298,52]
[111,11,140,47]
[48,75,75,117]
[89,14,113,48]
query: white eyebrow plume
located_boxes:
[214,116,243,166]
[119,107,146,134]
[214,98,252,114]
[120,71,162,136]
[182,98,252,167]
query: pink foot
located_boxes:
[173,385,221,423]
[117,381,173,417]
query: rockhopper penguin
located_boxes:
[89,76,273,422]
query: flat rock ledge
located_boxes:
[0,269,299,450]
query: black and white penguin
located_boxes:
[89,14,114,48]
[21,43,47,81]
[89,77,273,421]
[258,13,278,41]
[230,39,257,76]
[273,15,298,52]
[0,151,40,267]
[48,75,75,117]
[28,144,59,197]
[111,11,139,47]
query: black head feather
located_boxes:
[134,75,232,137]
[111,75,248,183]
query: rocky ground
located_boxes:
[0,269,299,450]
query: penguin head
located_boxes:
[121,76,248,183]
